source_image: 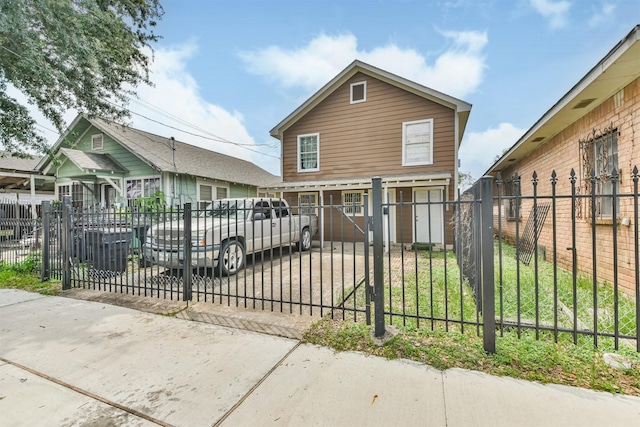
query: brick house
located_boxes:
[263,60,472,248]
[485,26,640,295]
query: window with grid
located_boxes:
[342,191,364,216]
[126,177,160,206]
[298,133,319,172]
[298,192,318,215]
[402,119,433,166]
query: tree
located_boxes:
[0,0,163,156]
[458,170,475,191]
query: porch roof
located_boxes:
[260,172,451,192]
[60,148,128,174]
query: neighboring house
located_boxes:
[485,25,640,295]
[0,152,56,216]
[38,115,279,209]
[263,60,472,248]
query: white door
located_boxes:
[414,189,443,244]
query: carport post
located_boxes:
[372,177,385,337]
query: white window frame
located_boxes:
[91,134,104,150]
[350,81,367,104]
[197,181,229,208]
[297,133,320,173]
[298,192,318,215]
[342,190,365,216]
[125,176,161,204]
[402,119,434,166]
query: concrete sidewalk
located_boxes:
[1,289,639,427]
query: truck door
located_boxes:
[251,200,279,252]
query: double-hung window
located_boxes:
[298,133,319,172]
[402,119,433,166]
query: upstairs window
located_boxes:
[92,134,104,150]
[402,119,433,166]
[350,81,366,104]
[298,133,319,172]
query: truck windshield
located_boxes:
[196,200,249,219]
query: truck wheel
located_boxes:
[218,239,245,276]
[296,227,312,252]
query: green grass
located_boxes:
[303,318,640,396]
[320,242,640,396]
[0,254,61,295]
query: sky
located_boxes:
[29,0,640,180]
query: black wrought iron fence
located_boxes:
[32,168,639,354]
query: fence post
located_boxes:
[41,201,51,281]
[371,177,385,337]
[480,176,496,353]
[182,203,192,302]
[61,196,72,290]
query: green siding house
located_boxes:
[38,115,279,208]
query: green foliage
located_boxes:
[0,0,163,155]
[0,254,61,295]
[134,190,166,218]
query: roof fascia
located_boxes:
[487,25,640,175]
[36,114,85,171]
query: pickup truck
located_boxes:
[142,198,318,275]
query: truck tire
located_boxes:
[296,227,312,252]
[218,239,245,276]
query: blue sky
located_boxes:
[33,0,640,179]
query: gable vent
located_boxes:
[573,98,596,109]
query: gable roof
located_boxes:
[269,60,472,144]
[41,116,280,188]
[59,148,127,174]
[485,25,640,176]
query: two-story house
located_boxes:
[263,60,472,249]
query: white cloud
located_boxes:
[239,30,488,99]
[588,3,615,28]
[131,43,279,174]
[459,123,526,179]
[530,0,572,29]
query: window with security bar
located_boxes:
[342,191,364,216]
[579,126,619,220]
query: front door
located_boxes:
[414,189,443,244]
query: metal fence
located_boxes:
[18,168,640,354]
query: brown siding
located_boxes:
[282,72,456,182]
[495,77,640,296]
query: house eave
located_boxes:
[486,25,640,176]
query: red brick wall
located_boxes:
[496,77,640,296]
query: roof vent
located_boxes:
[532,137,545,142]
[573,98,596,109]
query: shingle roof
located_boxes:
[59,148,127,173]
[0,152,41,172]
[89,119,280,188]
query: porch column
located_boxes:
[30,175,37,219]
[319,190,324,248]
